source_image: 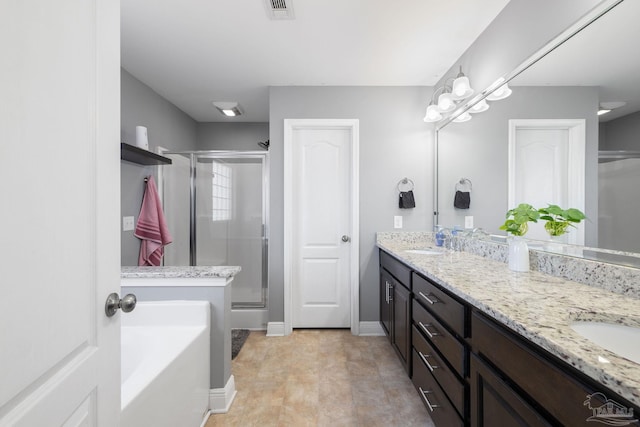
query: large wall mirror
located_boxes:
[436,0,640,265]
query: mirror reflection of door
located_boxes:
[508,119,585,244]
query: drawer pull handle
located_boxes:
[418,321,440,339]
[418,351,438,372]
[418,291,439,305]
[418,387,440,412]
[385,281,390,303]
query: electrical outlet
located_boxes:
[394,215,403,229]
[465,215,474,229]
[123,216,135,231]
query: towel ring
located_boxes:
[397,177,414,192]
[455,178,472,191]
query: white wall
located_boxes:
[269,86,433,322]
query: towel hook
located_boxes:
[397,177,414,192]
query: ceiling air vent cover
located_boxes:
[264,0,294,20]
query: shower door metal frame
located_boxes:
[163,150,270,309]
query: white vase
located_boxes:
[135,126,149,150]
[508,236,529,272]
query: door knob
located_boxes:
[341,235,350,242]
[105,292,137,317]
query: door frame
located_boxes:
[508,119,586,244]
[283,119,360,336]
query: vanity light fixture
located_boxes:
[451,67,474,100]
[486,83,512,101]
[468,99,489,113]
[212,101,243,117]
[452,111,472,123]
[597,108,611,116]
[423,66,475,123]
[423,101,443,122]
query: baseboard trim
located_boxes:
[208,375,237,414]
[358,321,385,336]
[266,322,285,336]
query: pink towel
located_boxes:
[134,176,172,266]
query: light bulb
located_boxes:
[423,104,442,122]
[437,92,456,112]
[453,112,472,123]
[469,99,489,113]
[486,83,512,101]
[452,75,474,100]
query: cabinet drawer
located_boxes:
[472,311,613,426]
[412,349,464,427]
[380,250,411,289]
[413,272,466,337]
[413,300,467,377]
[470,353,551,427]
[413,325,465,417]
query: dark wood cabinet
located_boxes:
[379,269,392,338]
[471,310,640,427]
[391,280,411,371]
[412,271,468,423]
[378,249,640,427]
[470,353,551,427]
[379,250,412,374]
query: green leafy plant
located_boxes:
[499,203,540,236]
[538,205,586,236]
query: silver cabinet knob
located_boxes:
[105,292,137,317]
[341,235,350,242]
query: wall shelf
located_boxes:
[121,143,172,166]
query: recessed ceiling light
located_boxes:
[600,101,626,110]
[212,102,242,117]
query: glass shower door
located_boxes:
[195,153,268,308]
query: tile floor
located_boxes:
[205,329,435,427]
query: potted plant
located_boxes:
[499,203,540,236]
[538,205,586,237]
[499,203,540,272]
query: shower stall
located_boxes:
[160,150,269,329]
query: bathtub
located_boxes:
[121,301,211,427]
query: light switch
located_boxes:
[394,216,403,229]
[123,216,135,231]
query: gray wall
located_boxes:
[600,111,640,150]
[121,68,198,265]
[198,122,269,150]
[436,0,604,93]
[269,86,433,322]
[438,86,599,246]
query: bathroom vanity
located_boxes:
[378,232,640,426]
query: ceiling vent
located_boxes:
[264,0,294,20]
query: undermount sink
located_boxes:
[404,249,444,255]
[570,321,640,364]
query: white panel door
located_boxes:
[509,120,585,245]
[291,128,352,328]
[0,1,120,426]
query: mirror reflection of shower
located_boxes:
[161,150,269,309]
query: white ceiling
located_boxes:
[512,0,640,122]
[121,0,510,122]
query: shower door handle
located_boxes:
[105,292,137,317]
[341,235,350,243]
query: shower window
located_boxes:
[211,161,232,221]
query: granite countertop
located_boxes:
[377,232,640,408]
[121,265,241,279]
